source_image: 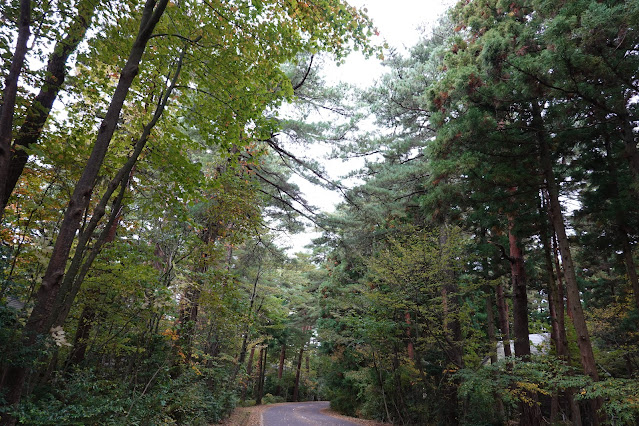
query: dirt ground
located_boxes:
[216,402,387,426]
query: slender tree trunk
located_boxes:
[621,235,639,310]
[53,178,128,329]
[372,351,392,423]
[534,103,601,424]
[545,201,583,425]
[507,213,543,426]
[293,344,304,402]
[234,266,261,379]
[438,226,463,424]
[496,280,512,358]
[507,214,531,360]
[540,201,568,423]
[485,290,506,419]
[64,210,120,370]
[241,347,255,402]
[2,0,97,211]
[255,346,267,405]
[0,0,30,222]
[177,286,200,363]
[541,209,568,359]
[67,305,96,366]
[254,346,264,405]
[486,291,498,364]
[537,113,599,380]
[276,343,286,397]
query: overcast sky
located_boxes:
[326,0,454,87]
[281,0,455,253]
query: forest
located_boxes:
[1,0,638,425]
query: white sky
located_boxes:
[280,0,455,254]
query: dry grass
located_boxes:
[215,405,267,426]
[320,407,388,425]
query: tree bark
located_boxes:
[255,346,267,405]
[234,266,261,379]
[293,344,304,402]
[507,213,543,426]
[536,109,599,381]
[177,286,201,363]
[495,280,512,358]
[241,347,256,402]
[534,103,601,423]
[545,202,583,425]
[485,291,498,364]
[0,0,30,222]
[1,0,97,211]
[276,343,286,397]
[507,214,531,360]
[540,198,568,359]
[67,305,96,366]
[540,199,568,423]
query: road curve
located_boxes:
[262,401,360,426]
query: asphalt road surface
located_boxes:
[262,401,360,426]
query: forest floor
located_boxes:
[216,402,387,426]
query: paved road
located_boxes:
[262,401,360,426]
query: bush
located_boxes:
[262,393,285,404]
[11,365,237,425]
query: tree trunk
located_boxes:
[540,201,569,424]
[485,291,498,364]
[276,343,286,397]
[0,0,30,223]
[535,103,601,423]
[540,201,568,359]
[372,351,392,423]
[234,266,261,379]
[544,201,583,425]
[254,346,264,405]
[293,344,304,402]
[2,0,97,211]
[507,214,531,360]
[485,290,506,419]
[537,113,599,380]
[241,347,255,402]
[507,214,543,426]
[177,286,201,363]
[496,280,512,358]
[67,305,96,367]
[255,346,267,405]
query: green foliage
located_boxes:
[7,366,236,425]
[579,379,639,425]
